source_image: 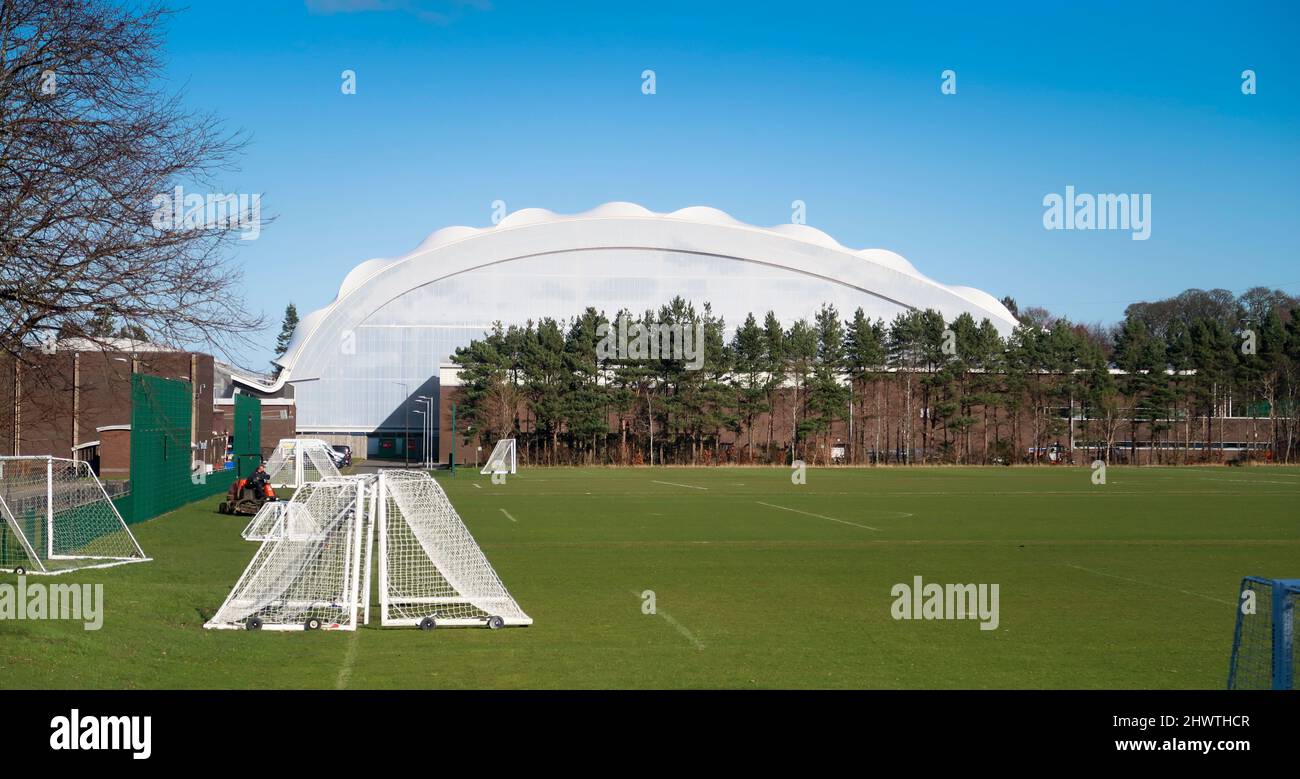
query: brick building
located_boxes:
[1,340,295,474]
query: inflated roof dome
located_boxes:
[271,202,1017,387]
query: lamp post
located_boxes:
[392,382,408,466]
[412,410,425,468]
[414,397,432,470]
[417,395,434,469]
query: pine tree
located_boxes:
[762,311,786,460]
[274,303,299,370]
[1113,317,1162,463]
[843,308,886,463]
[805,304,848,463]
[785,319,818,462]
[87,308,117,338]
[730,314,769,462]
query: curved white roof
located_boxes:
[273,203,1017,392]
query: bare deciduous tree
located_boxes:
[0,0,266,365]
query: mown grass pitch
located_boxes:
[2,466,1297,689]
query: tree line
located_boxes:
[450,287,1300,466]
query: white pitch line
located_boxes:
[632,592,704,650]
[335,629,360,690]
[1200,478,1300,486]
[473,483,482,489]
[1064,564,1233,606]
[652,480,708,491]
[499,508,518,523]
[755,501,880,531]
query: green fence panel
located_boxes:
[112,493,133,524]
[124,374,237,523]
[233,393,262,479]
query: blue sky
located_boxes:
[160,1,1299,365]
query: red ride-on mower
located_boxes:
[218,477,276,516]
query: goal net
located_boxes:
[264,438,341,488]
[206,477,371,630]
[241,499,324,542]
[481,438,517,475]
[1228,576,1298,690]
[0,456,149,575]
[379,470,531,627]
[208,471,530,631]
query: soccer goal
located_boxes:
[263,438,341,488]
[207,477,371,630]
[206,471,530,631]
[378,470,531,628]
[1228,576,1298,690]
[481,438,517,475]
[0,456,149,575]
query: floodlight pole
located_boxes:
[414,398,431,469]
[418,395,434,469]
[393,382,409,466]
[413,410,426,470]
[450,404,457,477]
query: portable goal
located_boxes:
[481,438,517,475]
[263,438,341,488]
[206,471,530,631]
[1228,576,1298,690]
[0,456,149,575]
[207,478,370,630]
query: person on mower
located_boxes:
[247,464,271,497]
[219,464,275,515]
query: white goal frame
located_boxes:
[0,456,149,575]
[376,470,531,627]
[206,477,370,630]
[263,438,341,488]
[481,438,517,475]
[206,470,530,631]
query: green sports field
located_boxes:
[2,465,1297,689]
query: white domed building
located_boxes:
[259,203,1017,459]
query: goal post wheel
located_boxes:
[12,566,25,576]
[246,616,263,631]
[418,616,437,631]
[486,616,505,630]
[305,617,323,631]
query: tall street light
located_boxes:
[392,382,408,466]
[417,395,434,468]
[415,397,432,469]
[412,410,426,468]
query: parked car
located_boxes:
[330,444,353,467]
